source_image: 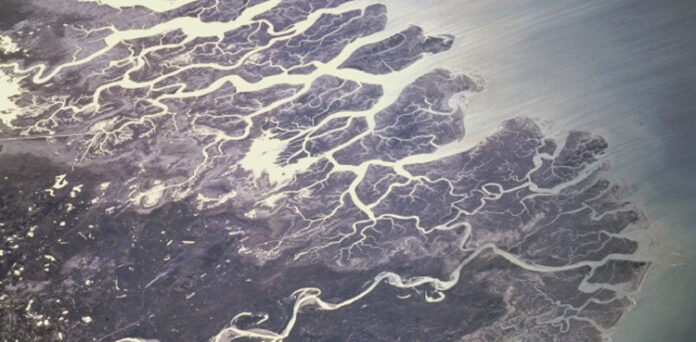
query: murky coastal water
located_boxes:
[0,0,693,340]
[385,0,696,340]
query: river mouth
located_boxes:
[1,0,694,341]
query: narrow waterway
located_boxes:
[382,1,696,340]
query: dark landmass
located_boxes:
[0,0,650,341]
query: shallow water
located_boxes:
[1,0,693,340]
[383,0,696,340]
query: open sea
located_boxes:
[383,1,696,340]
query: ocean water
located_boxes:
[1,0,693,340]
[382,0,696,340]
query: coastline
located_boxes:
[385,0,696,340]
